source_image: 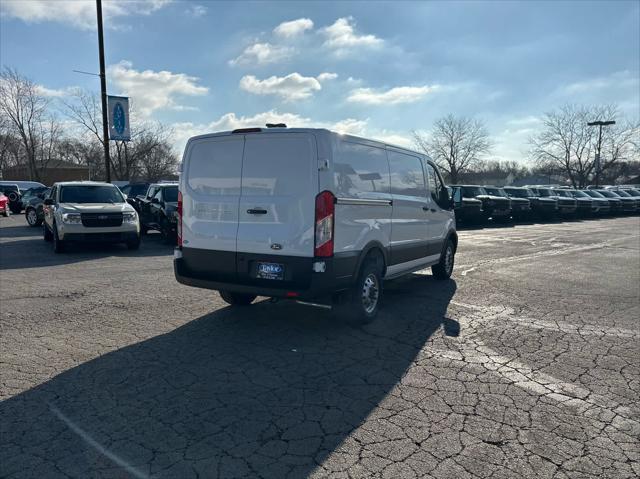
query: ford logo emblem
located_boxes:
[98,215,108,220]
[270,243,282,250]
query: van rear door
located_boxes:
[236,133,317,257]
[181,136,244,278]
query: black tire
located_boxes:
[126,235,141,250]
[341,257,384,325]
[26,208,41,226]
[432,239,455,280]
[43,223,53,242]
[52,223,65,253]
[140,225,149,236]
[10,204,21,214]
[160,218,175,245]
[219,291,256,306]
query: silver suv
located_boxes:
[43,181,140,253]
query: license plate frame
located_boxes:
[256,262,285,280]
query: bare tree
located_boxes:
[529,104,638,188]
[0,67,50,180]
[413,114,492,183]
[63,88,178,181]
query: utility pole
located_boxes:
[96,0,111,182]
[587,120,615,188]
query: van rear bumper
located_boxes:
[174,247,357,300]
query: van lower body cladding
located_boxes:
[174,247,358,300]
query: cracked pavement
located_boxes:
[1,215,639,478]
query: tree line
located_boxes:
[0,67,178,183]
[413,108,639,187]
[1,66,638,187]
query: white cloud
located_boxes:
[229,42,294,66]
[347,85,440,105]
[372,133,414,149]
[171,111,373,152]
[1,0,171,30]
[35,85,75,98]
[273,18,313,38]
[321,17,383,53]
[561,70,639,94]
[107,61,208,116]
[239,72,338,101]
[185,4,207,18]
[317,72,338,82]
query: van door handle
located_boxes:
[247,208,268,215]
[422,206,435,212]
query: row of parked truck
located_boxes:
[451,185,640,224]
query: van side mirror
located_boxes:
[44,198,54,206]
[151,197,160,204]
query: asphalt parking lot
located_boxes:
[1,215,639,479]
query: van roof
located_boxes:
[185,127,428,161]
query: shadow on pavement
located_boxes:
[0,276,456,478]
[0,230,172,271]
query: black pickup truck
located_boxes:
[135,183,179,243]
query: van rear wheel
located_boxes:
[219,291,256,306]
[340,258,383,325]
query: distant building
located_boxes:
[1,161,91,186]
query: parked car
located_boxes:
[486,186,531,220]
[567,189,607,215]
[600,189,637,214]
[174,127,458,323]
[0,192,10,217]
[619,188,640,212]
[453,185,511,222]
[585,189,621,214]
[120,182,150,203]
[504,186,555,219]
[447,186,483,224]
[24,187,51,226]
[137,183,179,242]
[527,187,576,216]
[554,189,590,217]
[606,188,640,213]
[0,183,22,214]
[582,189,616,215]
[0,181,46,213]
[43,181,141,253]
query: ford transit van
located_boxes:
[174,126,458,322]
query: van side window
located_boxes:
[426,163,446,204]
[388,151,426,197]
[335,142,390,196]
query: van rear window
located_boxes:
[187,138,243,195]
[335,142,390,196]
[241,135,314,196]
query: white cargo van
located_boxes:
[174,126,459,322]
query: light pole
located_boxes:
[96,0,111,183]
[587,120,615,188]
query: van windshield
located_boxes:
[60,185,124,204]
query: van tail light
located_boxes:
[177,190,183,248]
[314,190,335,257]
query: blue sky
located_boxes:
[1,0,638,160]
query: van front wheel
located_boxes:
[219,291,256,306]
